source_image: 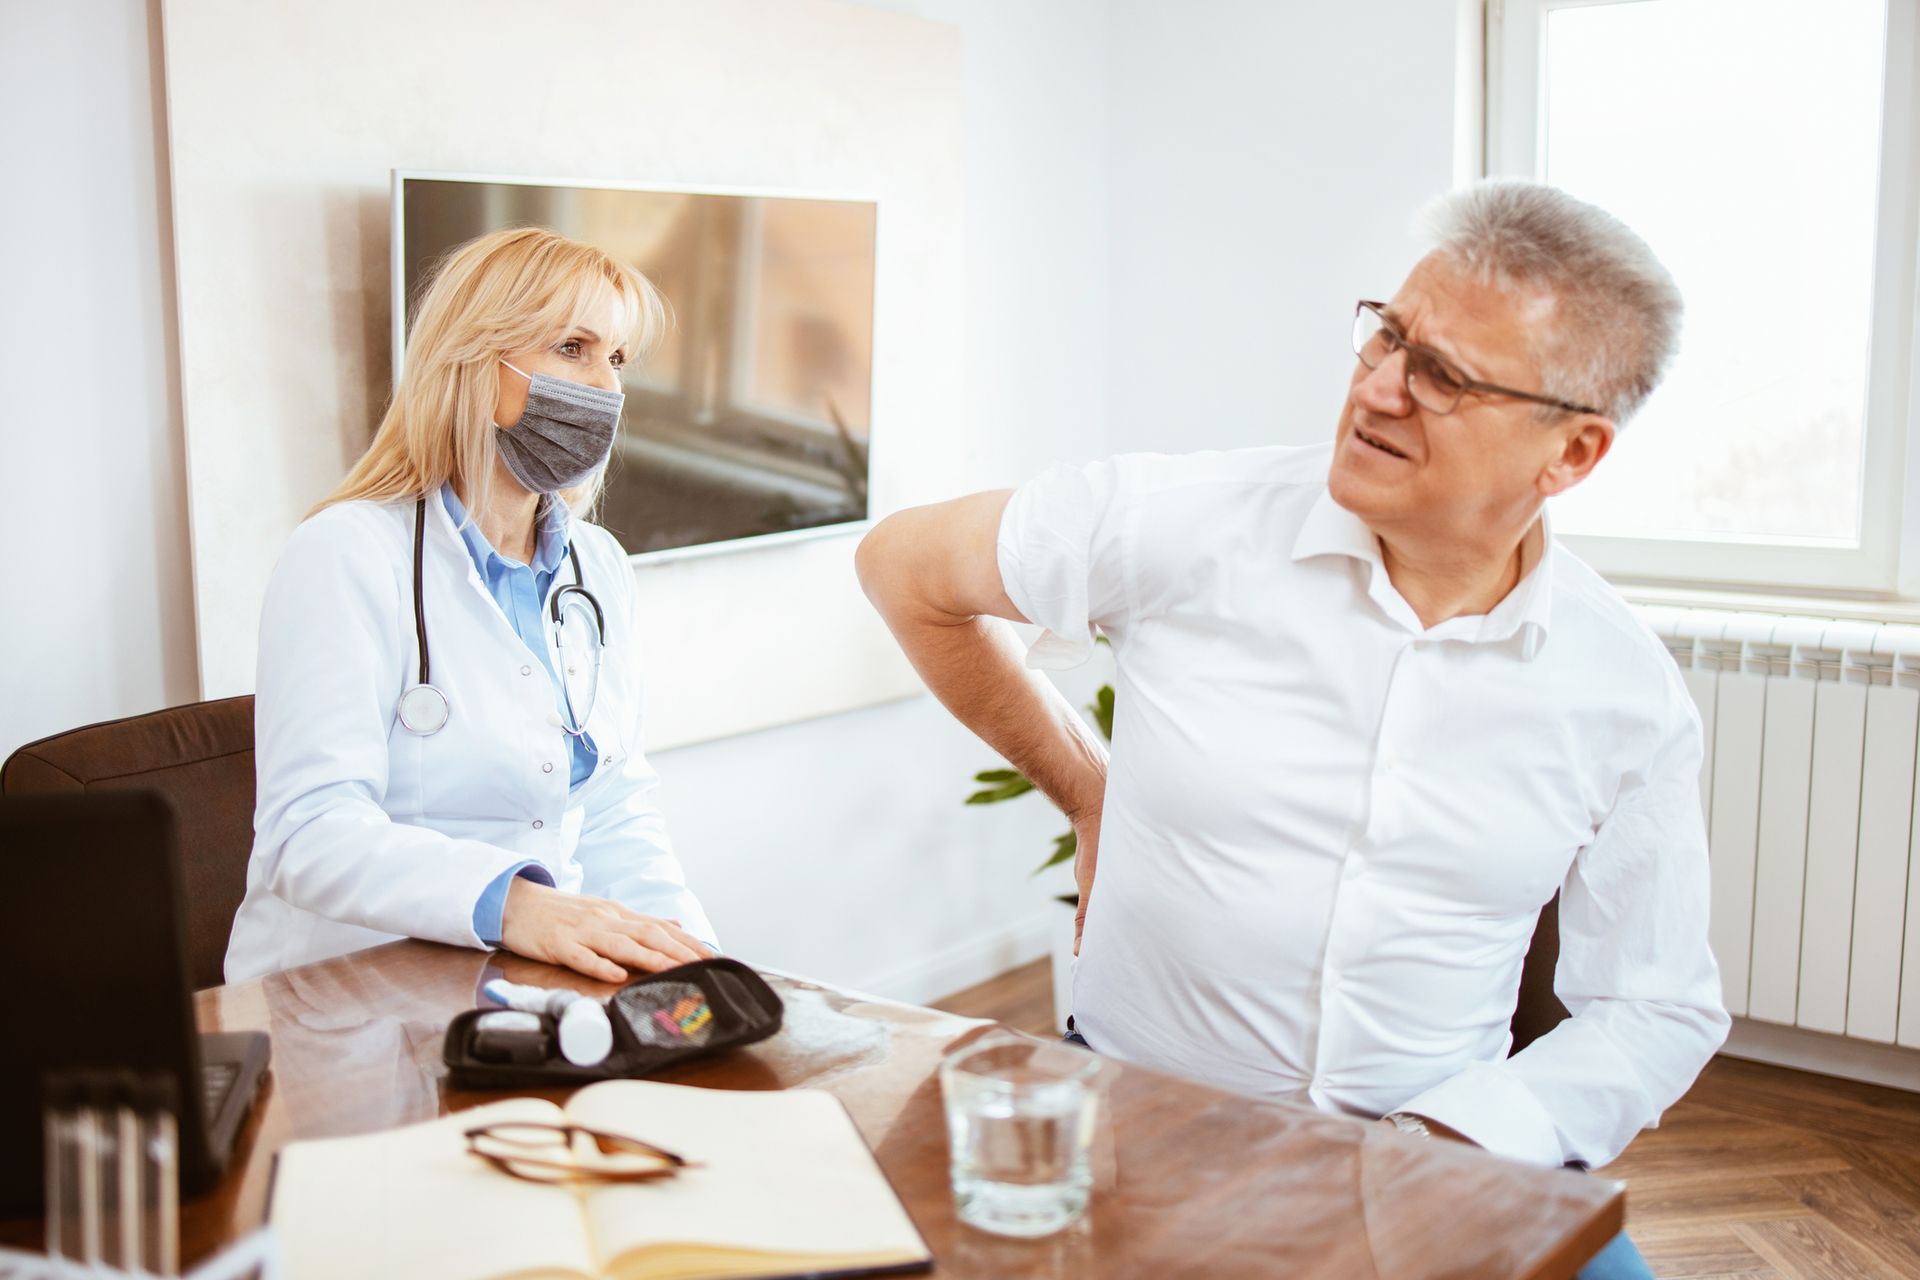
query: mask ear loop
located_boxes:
[492,359,535,435]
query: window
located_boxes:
[1486,0,1920,593]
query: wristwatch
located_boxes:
[1384,1111,1432,1140]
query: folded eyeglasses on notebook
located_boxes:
[464,1121,697,1185]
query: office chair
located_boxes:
[2,696,256,990]
[1512,894,1569,1054]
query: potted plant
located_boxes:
[965,674,1113,1033]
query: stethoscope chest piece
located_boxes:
[396,494,602,741]
[397,682,451,736]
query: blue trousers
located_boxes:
[1060,1029,1653,1279]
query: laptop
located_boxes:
[0,790,270,1214]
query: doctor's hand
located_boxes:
[499,879,716,983]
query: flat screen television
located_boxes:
[392,172,877,559]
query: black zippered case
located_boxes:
[442,957,784,1088]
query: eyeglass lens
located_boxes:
[1352,305,1469,414]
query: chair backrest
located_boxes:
[2,697,256,991]
[1511,893,1569,1054]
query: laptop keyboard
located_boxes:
[202,1060,239,1115]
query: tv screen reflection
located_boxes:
[399,177,877,556]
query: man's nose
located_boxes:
[1353,348,1416,416]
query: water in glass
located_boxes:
[940,1036,1100,1238]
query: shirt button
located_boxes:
[532,819,544,830]
[542,762,554,774]
[521,665,533,676]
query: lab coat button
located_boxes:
[521,665,533,676]
[542,762,554,774]
[532,819,544,830]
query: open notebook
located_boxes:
[270,1080,933,1280]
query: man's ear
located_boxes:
[1538,415,1616,499]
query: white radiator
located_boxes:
[1637,606,1920,1069]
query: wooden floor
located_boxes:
[932,959,1920,1279]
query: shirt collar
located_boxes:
[1290,488,1554,659]
[439,483,572,576]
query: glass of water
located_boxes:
[939,1032,1102,1238]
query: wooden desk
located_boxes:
[5,941,1622,1277]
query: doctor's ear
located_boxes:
[1536,415,1615,499]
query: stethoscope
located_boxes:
[395,495,607,737]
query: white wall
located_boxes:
[857,0,1114,474]
[0,0,1465,1001]
[1105,0,1466,454]
[0,0,199,751]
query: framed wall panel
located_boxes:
[159,0,962,749]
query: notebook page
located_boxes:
[565,1081,928,1268]
[273,1097,597,1280]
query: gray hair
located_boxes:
[1421,180,1682,424]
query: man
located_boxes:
[857,181,1728,1280]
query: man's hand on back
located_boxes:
[1071,809,1100,954]
[856,493,1112,932]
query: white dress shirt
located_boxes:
[996,443,1729,1169]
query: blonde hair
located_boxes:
[315,226,666,519]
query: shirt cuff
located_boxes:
[1394,1061,1565,1166]
[472,860,556,946]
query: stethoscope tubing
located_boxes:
[398,494,604,737]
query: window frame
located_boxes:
[1484,0,1920,596]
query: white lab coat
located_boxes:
[225,495,714,983]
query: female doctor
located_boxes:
[225,227,718,985]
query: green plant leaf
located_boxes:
[1031,829,1077,875]
[972,768,1024,783]
[965,776,1036,805]
[1088,684,1115,741]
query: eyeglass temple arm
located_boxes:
[1359,300,1601,417]
[1457,375,1601,417]
[465,1124,697,1170]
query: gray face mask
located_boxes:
[494,360,624,493]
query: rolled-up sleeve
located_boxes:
[473,861,556,946]
[1397,693,1731,1168]
[995,459,1135,670]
